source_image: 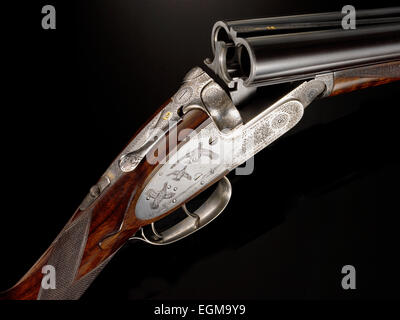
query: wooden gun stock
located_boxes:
[0,104,207,300]
[329,60,400,96]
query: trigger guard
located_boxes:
[130,176,231,245]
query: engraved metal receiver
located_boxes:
[85,63,327,248]
[126,68,326,245]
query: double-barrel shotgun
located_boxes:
[1,7,400,300]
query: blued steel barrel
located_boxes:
[209,8,400,86]
[212,7,400,42]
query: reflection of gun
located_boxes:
[1,8,399,300]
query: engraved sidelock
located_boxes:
[134,77,326,220]
[131,69,326,244]
[79,67,230,211]
[79,63,327,246]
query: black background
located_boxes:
[1,0,399,300]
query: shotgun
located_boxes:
[1,7,400,300]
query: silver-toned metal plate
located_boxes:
[135,80,326,220]
[78,67,218,210]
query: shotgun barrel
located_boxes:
[207,8,400,87]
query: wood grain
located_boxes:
[330,60,400,96]
[0,102,208,300]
